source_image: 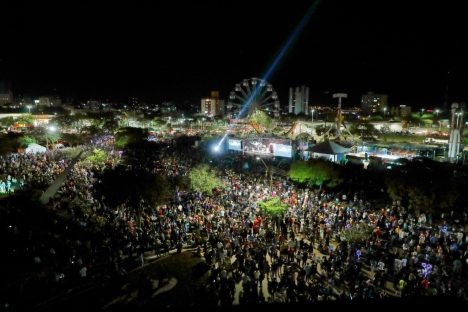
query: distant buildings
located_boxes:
[160,101,177,114]
[398,105,412,118]
[37,96,62,108]
[288,86,309,115]
[201,91,225,117]
[361,92,388,114]
[0,81,13,106]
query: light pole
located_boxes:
[435,109,440,131]
[383,107,387,119]
[311,108,315,123]
[26,105,32,114]
[46,125,57,149]
[256,156,272,191]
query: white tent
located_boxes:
[25,143,47,154]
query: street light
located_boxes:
[256,156,272,191]
[45,125,57,149]
[26,105,32,114]
[383,107,387,118]
[311,108,315,123]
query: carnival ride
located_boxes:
[227,78,280,119]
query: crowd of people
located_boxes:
[1,135,467,309]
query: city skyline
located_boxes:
[1,0,467,108]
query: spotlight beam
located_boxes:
[217,0,321,148]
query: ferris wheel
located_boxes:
[227,78,280,119]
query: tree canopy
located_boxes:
[249,110,276,133]
[188,164,223,196]
[258,197,288,216]
[114,127,148,149]
[17,135,36,148]
[83,149,108,167]
[385,159,466,215]
[95,165,172,208]
[289,160,343,188]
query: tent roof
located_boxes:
[308,140,350,155]
[25,143,47,153]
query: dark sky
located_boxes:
[1,0,467,108]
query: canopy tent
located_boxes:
[308,140,350,162]
[25,143,47,154]
[308,140,350,154]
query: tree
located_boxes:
[188,164,223,196]
[0,117,15,129]
[96,165,172,208]
[385,159,463,216]
[0,133,20,155]
[258,197,288,216]
[17,135,36,147]
[350,122,376,137]
[114,127,147,149]
[289,160,343,188]
[83,148,108,167]
[249,110,276,133]
[17,114,34,125]
[44,131,61,147]
[341,224,373,243]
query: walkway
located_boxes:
[39,150,84,204]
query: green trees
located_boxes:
[17,135,36,147]
[341,224,373,243]
[188,164,223,196]
[96,165,172,207]
[17,114,34,125]
[0,117,15,129]
[249,110,277,133]
[114,127,147,149]
[288,160,344,188]
[350,122,377,137]
[83,149,108,166]
[258,197,288,216]
[385,159,464,216]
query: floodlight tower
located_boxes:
[333,93,347,139]
[448,102,464,163]
[323,93,352,141]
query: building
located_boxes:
[361,92,388,114]
[288,86,309,115]
[201,91,225,117]
[160,101,177,114]
[0,81,13,106]
[37,96,62,108]
[399,105,412,118]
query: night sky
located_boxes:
[1,0,467,108]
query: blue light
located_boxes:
[217,0,321,146]
[236,0,321,120]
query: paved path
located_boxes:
[40,150,84,204]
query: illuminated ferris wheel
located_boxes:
[227,77,280,119]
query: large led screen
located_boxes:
[228,139,242,151]
[241,138,292,158]
[273,143,293,158]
